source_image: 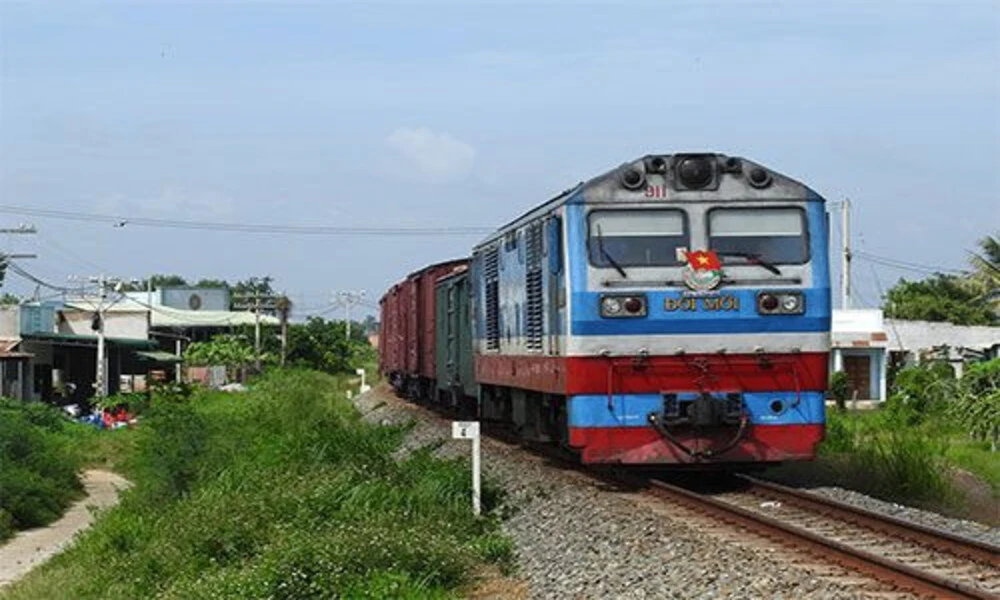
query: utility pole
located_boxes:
[233,290,278,371]
[841,198,852,310]
[76,274,128,398]
[334,291,366,341]
[276,295,291,367]
[0,223,38,285]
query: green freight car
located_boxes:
[435,268,477,411]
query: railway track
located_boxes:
[650,476,1000,599]
[384,391,1000,598]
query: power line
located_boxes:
[854,250,966,275]
[6,261,79,293]
[333,291,367,339]
[854,252,966,276]
[0,204,494,236]
[33,231,111,273]
[865,260,906,352]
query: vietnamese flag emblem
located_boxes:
[686,250,722,271]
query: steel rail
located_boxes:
[648,478,997,600]
[736,475,1000,568]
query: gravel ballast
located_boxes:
[806,486,999,546]
[354,387,990,599]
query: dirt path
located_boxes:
[0,469,131,588]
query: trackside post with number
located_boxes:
[451,421,481,516]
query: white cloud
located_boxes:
[385,127,476,183]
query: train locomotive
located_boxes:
[380,153,831,466]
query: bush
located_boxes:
[820,408,856,454]
[128,401,208,503]
[0,399,84,540]
[951,359,1000,452]
[885,363,956,425]
[829,371,850,411]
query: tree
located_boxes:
[121,274,189,292]
[184,334,256,370]
[231,276,274,297]
[966,233,1000,313]
[883,274,996,326]
[192,279,229,289]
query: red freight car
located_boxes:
[378,284,404,384]
[379,259,467,398]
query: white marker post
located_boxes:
[452,421,481,516]
[355,368,371,394]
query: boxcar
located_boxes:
[435,266,476,410]
[378,284,402,389]
[380,259,467,398]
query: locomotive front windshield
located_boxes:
[708,207,808,264]
[588,210,687,266]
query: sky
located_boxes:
[1,1,998,318]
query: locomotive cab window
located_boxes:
[708,207,808,265]
[588,210,687,267]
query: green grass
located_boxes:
[768,406,998,520]
[944,435,1000,493]
[2,370,512,599]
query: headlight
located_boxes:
[780,294,801,313]
[601,297,623,316]
[600,294,647,318]
[757,291,804,315]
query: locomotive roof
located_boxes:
[472,152,822,252]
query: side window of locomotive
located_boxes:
[708,207,808,264]
[587,210,687,267]
[547,217,562,274]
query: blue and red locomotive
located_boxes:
[380,153,831,466]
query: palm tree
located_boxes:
[967,233,1000,313]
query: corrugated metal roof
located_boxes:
[885,319,1000,352]
[22,332,156,348]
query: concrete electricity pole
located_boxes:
[334,291,366,341]
[79,275,129,398]
[233,290,279,371]
[0,223,38,280]
[841,198,852,310]
[275,295,292,367]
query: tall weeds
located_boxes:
[822,409,953,506]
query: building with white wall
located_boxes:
[832,309,889,402]
[831,309,1000,401]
